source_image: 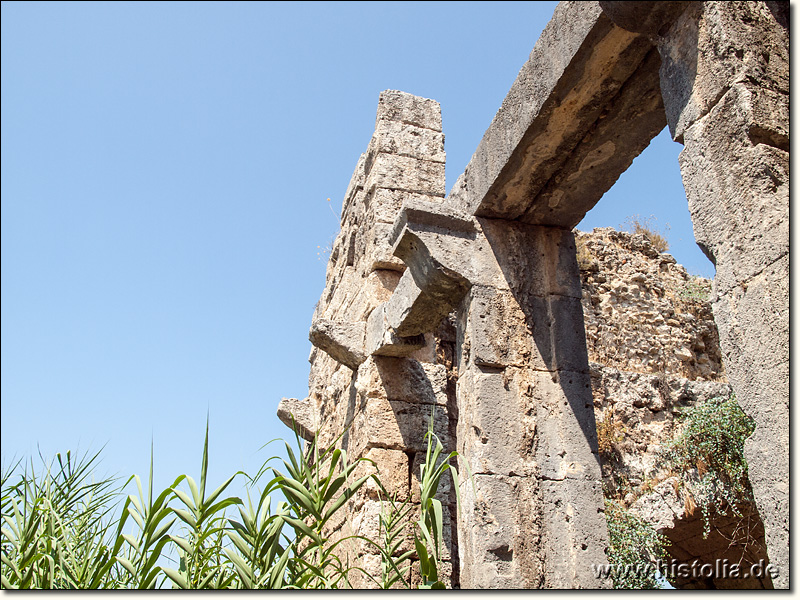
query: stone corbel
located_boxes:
[276,397,316,441]
[364,201,476,358]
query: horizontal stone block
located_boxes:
[356,355,449,407]
[467,286,589,373]
[365,303,426,358]
[371,188,445,226]
[364,153,446,198]
[477,220,583,298]
[353,448,411,503]
[376,89,442,132]
[444,2,653,221]
[309,318,366,370]
[348,395,449,457]
[276,397,315,441]
[371,119,445,163]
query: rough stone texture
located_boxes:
[276,397,315,441]
[453,220,609,589]
[291,90,457,588]
[577,228,724,380]
[582,228,772,590]
[445,1,666,228]
[658,2,789,587]
[599,1,694,37]
[278,1,787,589]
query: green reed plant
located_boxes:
[2,416,460,589]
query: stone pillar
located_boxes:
[454,220,609,588]
[656,1,789,588]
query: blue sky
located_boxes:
[1,1,713,500]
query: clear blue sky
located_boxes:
[1,1,713,499]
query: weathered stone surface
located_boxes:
[457,474,542,588]
[372,188,444,225]
[356,356,449,406]
[364,153,446,198]
[369,119,446,163]
[577,228,725,380]
[308,317,366,370]
[365,303,426,358]
[445,2,658,225]
[376,89,443,132]
[539,479,610,588]
[679,85,788,295]
[347,395,449,458]
[276,397,316,441]
[599,1,693,36]
[658,1,789,142]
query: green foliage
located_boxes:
[605,500,670,589]
[677,276,710,302]
[659,394,755,536]
[413,419,461,589]
[2,417,459,589]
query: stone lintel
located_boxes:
[445,1,659,224]
[599,1,694,36]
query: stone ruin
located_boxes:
[276,1,788,589]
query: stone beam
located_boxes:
[446,1,665,227]
[277,397,316,441]
[308,318,366,370]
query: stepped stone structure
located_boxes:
[277,1,788,588]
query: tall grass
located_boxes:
[1,418,459,589]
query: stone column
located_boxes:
[656,1,789,588]
[454,220,609,588]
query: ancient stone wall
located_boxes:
[280,90,459,588]
[278,1,788,589]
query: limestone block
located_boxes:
[679,84,788,294]
[308,318,366,370]
[455,368,534,478]
[276,397,315,441]
[348,395,449,457]
[365,303,426,358]
[539,479,610,588]
[599,1,693,36]
[376,90,442,132]
[371,188,444,226]
[467,287,590,374]
[711,254,789,410]
[467,286,538,370]
[659,1,789,141]
[445,2,654,221]
[353,448,411,502]
[532,370,602,482]
[457,474,542,588]
[365,222,406,272]
[356,355,448,406]
[383,268,460,338]
[372,119,445,163]
[364,153,446,198]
